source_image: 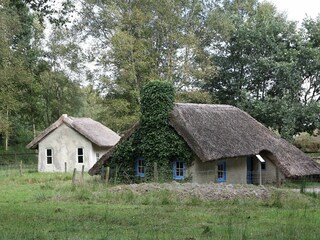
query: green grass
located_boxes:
[0,172,320,239]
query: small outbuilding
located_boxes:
[27,114,120,172]
[89,104,320,185]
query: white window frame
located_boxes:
[46,148,53,164]
[77,148,84,163]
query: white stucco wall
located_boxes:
[38,123,109,172]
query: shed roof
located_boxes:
[89,104,320,177]
[26,114,120,149]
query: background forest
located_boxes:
[0,0,320,153]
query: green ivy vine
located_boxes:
[110,80,193,182]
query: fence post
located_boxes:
[100,166,106,181]
[114,165,118,184]
[259,161,262,185]
[153,162,158,182]
[19,161,23,176]
[64,162,67,173]
[105,167,110,184]
[81,165,85,184]
[72,168,77,186]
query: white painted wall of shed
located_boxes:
[38,123,109,172]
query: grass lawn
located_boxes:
[0,172,320,239]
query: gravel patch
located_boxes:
[108,182,271,201]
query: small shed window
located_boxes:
[217,160,226,182]
[46,149,53,164]
[136,158,145,177]
[77,148,84,163]
[173,161,184,180]
[261,162,266,170]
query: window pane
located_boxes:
[47,149,52,156]
[174,161,184,179]
[218,162,225,180]
[78,156,83,163]
[78,148,83,155]
[47,149,53,164]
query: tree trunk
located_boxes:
[5,107,9,151]
[32,117,36,138]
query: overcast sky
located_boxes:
[267,0,320,22]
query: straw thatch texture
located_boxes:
[26,114,120,149]
[89,103,320,178]
[169,103,320,177]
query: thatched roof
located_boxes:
[26,114,120,149]
[89,103,320,177]
[170,103,320,178]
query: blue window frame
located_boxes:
[136,158,145,177]
[217,160,226,182]
[173,161,184,180]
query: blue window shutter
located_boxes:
[173,160,184,180]
[136,157,145,177]
[217,160,226,182]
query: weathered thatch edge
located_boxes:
[68,117,120,147]
[26,115,120,149]
[88,122,140,175]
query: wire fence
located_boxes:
[0,153,38,177]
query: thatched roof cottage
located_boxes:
[27,114,120,172]
[89,104,320,184]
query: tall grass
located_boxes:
[0,171,320,239]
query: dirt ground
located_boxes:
[108,182,272,200]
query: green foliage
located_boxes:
[294,132,320,153]
[175,91,215,104]
[111,80,193,181]
[0,0,84,149]
[203,0,320,139]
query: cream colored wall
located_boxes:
[259,159,284,184]
[225,157,247,184]
[189,157,217,184]
[190,156,247,184]
[38,123,108,172]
